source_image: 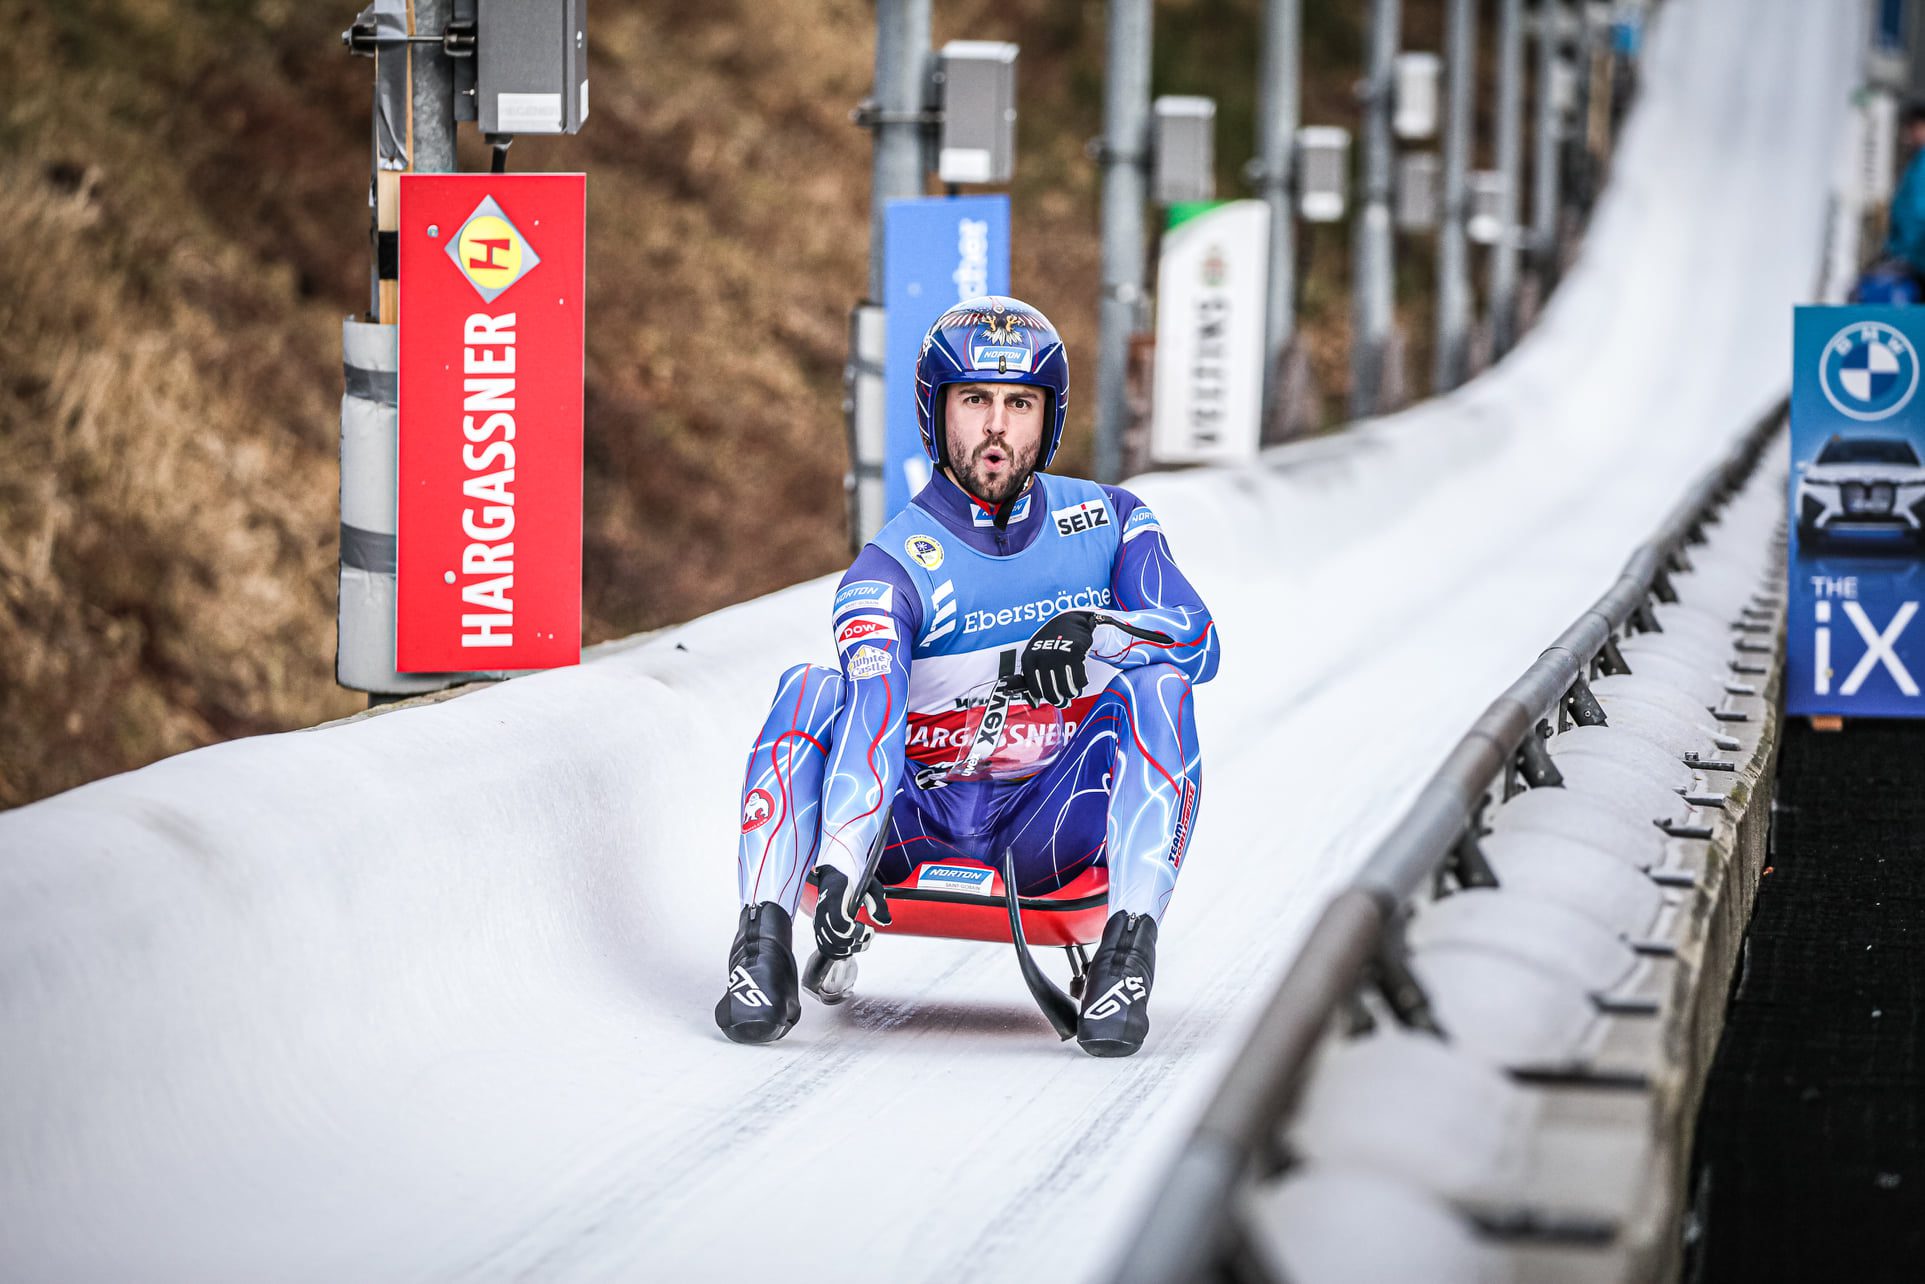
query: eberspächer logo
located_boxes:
[446,195,542,303]
[1821,321,1919,421]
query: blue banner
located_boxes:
[883,195,1011,517]
[1788,307,1925,717]
[1878,0,1905,51]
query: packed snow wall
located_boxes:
[0,0,1860,1278]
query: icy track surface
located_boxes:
[0,2,1857,1279]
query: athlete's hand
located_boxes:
[813,865,891,960]
[1024,611,1180,706]
[1022,611,1099,707]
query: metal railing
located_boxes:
[1114,397,1787,1284]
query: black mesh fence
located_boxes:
[1689,718,1925,1283]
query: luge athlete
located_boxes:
[717,296,1220,1057]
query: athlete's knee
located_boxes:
[775,661,842,688]
[773,662,844,701]
[762,663,845,732]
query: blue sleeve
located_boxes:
[1093,486,1222,685]
[1890,154,1925,272]
[816,548,918,879]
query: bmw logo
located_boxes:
[1821,321,1919,421]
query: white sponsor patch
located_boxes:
[1053,499,1112,537]
[846,644,891,680]
[836,614,897,650]
[970,345,1035,373]
[915,863,997,895]
[834,580,894,618]
[1122,505,1164,543]
[972,493,1032,528]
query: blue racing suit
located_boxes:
[735,471,1220,923]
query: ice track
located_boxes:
[0,1,1857,1279]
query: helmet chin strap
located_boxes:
[990,472,1035,530]
[945,464,1033,530]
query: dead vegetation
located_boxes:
[1,0,1416,808]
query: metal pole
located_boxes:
[1570,5,1595,223]
[1532,0,1563,281]
[341,0,461,700]
[1490,0,1525,355]
[1350,0,1400,419]
[1434,0,1475,392]
[867,0,931,300]
[1254,0,1303,427]
[847,0,930,545]
[411,0,456,175]
[1095,0,1152,484]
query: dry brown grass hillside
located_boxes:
[1,0,1456,808]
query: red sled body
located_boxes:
[801,860,1110,948]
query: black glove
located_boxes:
[813,865,892,960]
[1021,611,1100,707]
[1022,611,1181,708]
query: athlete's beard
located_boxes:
[950,436,1039,506]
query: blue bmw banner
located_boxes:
[1789,307,1925,717]
[883,196,1011,517]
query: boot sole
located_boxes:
[1077,1034,1144,1057]
[715,997,800,1045]
[720,1016,797,1045]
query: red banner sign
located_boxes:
[397,173,584,672]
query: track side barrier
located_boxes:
[1118,398,1789,1284]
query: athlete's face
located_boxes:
[944,382,1045,505]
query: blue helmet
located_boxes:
[914,295,1070,471]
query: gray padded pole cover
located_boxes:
[338,319,450,695]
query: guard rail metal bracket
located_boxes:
[1565,674,1609,727]
[1516,724,1564,788]
[1371,922,1445,1037]
[1447,829,1501,891]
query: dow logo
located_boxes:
[447,195,542,303]
[1821,321,1919,422]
